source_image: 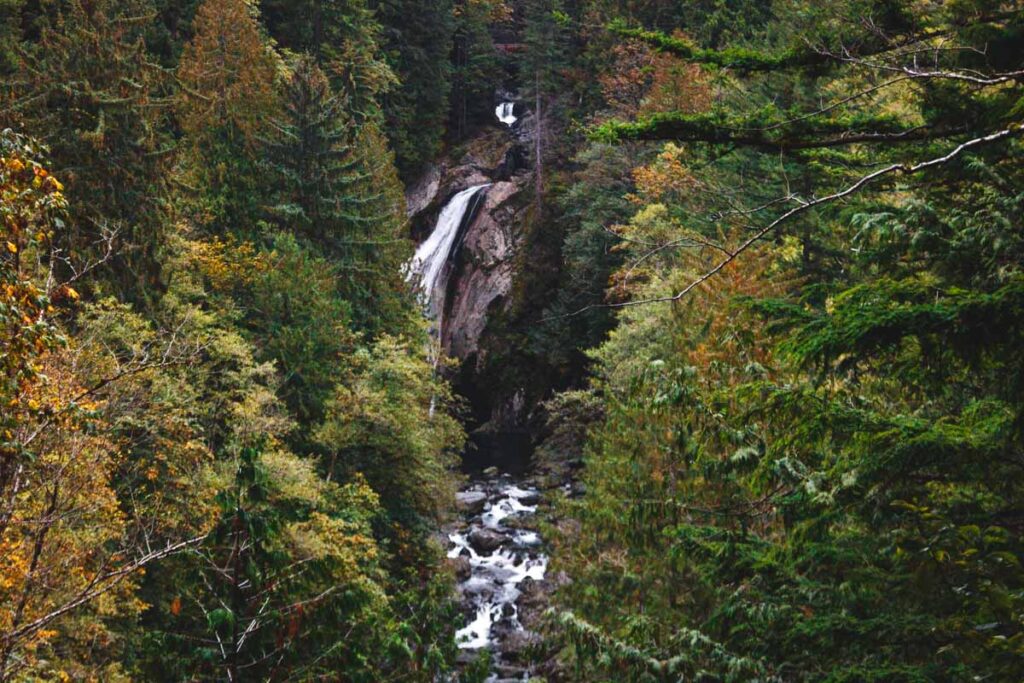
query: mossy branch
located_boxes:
[591,108,961,150]
[608,20,815,71]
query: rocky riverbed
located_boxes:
[447,470,551,681]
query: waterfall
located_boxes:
[495,102,517,126]
[407,184,490,335]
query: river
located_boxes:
[448,437,550,682]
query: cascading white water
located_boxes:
[407,184,490,333]
[449,476,547,654]
[495,102,517,126]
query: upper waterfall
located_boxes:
[495,102,517,126]
[407,184,490,331]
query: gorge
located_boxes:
[3,0,1020,680]
[406,100,554,681]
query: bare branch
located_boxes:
[555,123,1022,318]
[3,535,207,648]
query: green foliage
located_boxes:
[265,57,414,335]
[144,443,404,680]
[261,0,397,119]
[317,335,464,527]
[448,0,501,142]
[542,1,1024,682]
[175,0,281,236]
[530,142,638,376]
[375,0,454,176]
[591,107,935,147]
[1,0,466,678]
[3,0,173,296]
[240,232,354,426]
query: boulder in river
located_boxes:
[455,490,488,514]
[500,629,541,662]
[468,527,510,552]
[515,490,542,506]
[448,555,472,581]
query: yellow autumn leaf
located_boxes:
[5,241,17,254]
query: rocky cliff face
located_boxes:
[443,179,524,360]
[406,114,537,430]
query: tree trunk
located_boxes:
[534,70,543,219]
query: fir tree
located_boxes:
[266,56,411,334]
[261,0,396,121]
[176,0,280,235]
[375,0,454,177]
[4,0,172,297]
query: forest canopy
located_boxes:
[1,0,1023,680]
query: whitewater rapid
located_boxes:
[449,473,547,678]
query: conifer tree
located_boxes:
[4,0,172,296]
[449,0,501,142]
[521,0,569,215]
[266,56,411,334]
[176,0,280,234]
[261,0,396,121]
[375,0,454,177]
[266,57,368,249]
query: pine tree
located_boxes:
[3,0,172,297]
[176,0,280,235]
[266,56,411,334]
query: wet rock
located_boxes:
[468,527,510,552]
[516,577,551,630]
[482,466,500,477]
[442,179,524,361]
[491,618,520,640]
[515,490,542,506]
[493,663,529,679]
[501,630,541,662]
[449,474,548,680]
[459,579,496,602]
[405,162,444,217]
[455,490,488,514]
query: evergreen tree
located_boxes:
[545,1,1024,680]
[266,57,372,252]
[260,0,396,121]
[375,0,454,177]
[150,444,403,680]
[3,0,173,297]
[0,0,25,75]
[265,56,412,335]
[176,0,280,235]
[521,0,570,215]
[449,0,502,142]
